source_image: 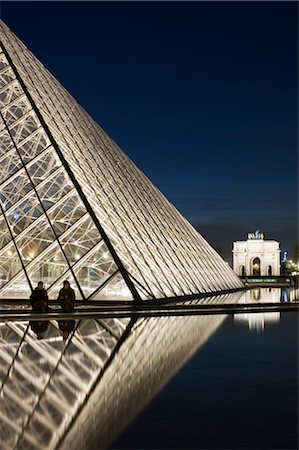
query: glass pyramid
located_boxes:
[0,293,245,450]
[0,21,243,302]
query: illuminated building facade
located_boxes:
[0,21,243,301]
[233,231,280,277]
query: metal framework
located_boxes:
[0,21,243,301]
[0,315,132,449]
[0,292,244,450]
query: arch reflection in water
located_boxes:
[234,287,298,332]
[234,312,280,332]
[0,292,244,450]
[237,287,298,304]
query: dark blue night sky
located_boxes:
[1,1,297,263]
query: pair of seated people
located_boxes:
[30,280,75,313]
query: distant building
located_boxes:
[233,231,280,276]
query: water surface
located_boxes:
[0,288,297,449]
[111,311,298,449]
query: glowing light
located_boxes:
[12,211,20,220]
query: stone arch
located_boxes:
[251,257,261,276]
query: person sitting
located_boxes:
[58,280,75,312]
[29,281,49,313]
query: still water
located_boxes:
[112,311,298,449]
[0,288,297,449]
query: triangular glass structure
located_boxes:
[0,21,243,302]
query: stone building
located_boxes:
[233,231,280,276]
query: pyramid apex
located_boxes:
[0,22,243,301]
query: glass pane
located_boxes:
[37,167,74,211]
[0,66,15,90]
[0,149,23,182]
[0,269,31,299]
[48,191,87,237]
[9,111,40,145]
[15,217,56,265]
[2,95,31,127]
[0,128,14,159]
[0,115,4,133]
[73,241,118,298]
[7,191,43,236]
[0,51,10,71]
[47,270,82,300]
[26,147,61,187]
[27,245,68,290]
[0,170,33,211]
[0,79,22,109]
[60,215,102,265]
[0,242,22,289]
[18,127,51,164]
[0,215,11,250]
[91,272,132,300]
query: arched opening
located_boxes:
[252,257,261,276]
[267,265,272,276]
[239,265,246,276]
[250,288,261,300]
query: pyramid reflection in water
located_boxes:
[0,291,244,450]
[0,21,242,302]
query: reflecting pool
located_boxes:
[0,288,297,449]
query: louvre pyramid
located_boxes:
[0,293,242,449]
[0,21,243,301]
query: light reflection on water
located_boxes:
[0,288,297,450]
[238,286,298,303]
[234,311,281,332]
[234,287,298,332]
[112,309,298,450]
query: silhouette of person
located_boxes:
[58,280,75,312]
[30,281,49,313]
[29,319,49,339]
[58,319,75,340]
